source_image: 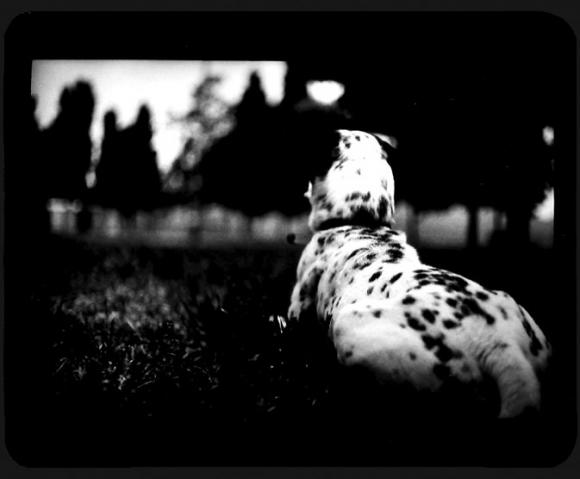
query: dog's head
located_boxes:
[305,129,396,232]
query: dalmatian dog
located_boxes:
[287,129,550,419]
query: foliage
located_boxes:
[164,75,235,199]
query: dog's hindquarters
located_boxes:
[331,303,442,392]
[331,299,545,418]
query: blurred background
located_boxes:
[29,57,555,249]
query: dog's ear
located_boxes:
[372,132,398,157]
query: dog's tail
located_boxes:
[480,342,542,418]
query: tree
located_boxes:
[126,105,162,213]
[93,110,123,209]
[279,62,308,110]
[164,75,235,202]
[94,105,162,217]
[42,80,95,202]
[196,72,273,218]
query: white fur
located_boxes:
[307,130,395,231]
[288,129,551,419]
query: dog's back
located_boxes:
[288,129,550,419]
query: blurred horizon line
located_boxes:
[45,197,554,250]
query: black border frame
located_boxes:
[2,4,578,477]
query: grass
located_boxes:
[5,234,575,466]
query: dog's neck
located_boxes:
[316,216,394,232]
[307,166,396,232]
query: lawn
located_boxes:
[4,234,575,466]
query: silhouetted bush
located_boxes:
[42,80,95,202]
[94,105,162,216]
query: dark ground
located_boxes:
[4,233,576,467]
